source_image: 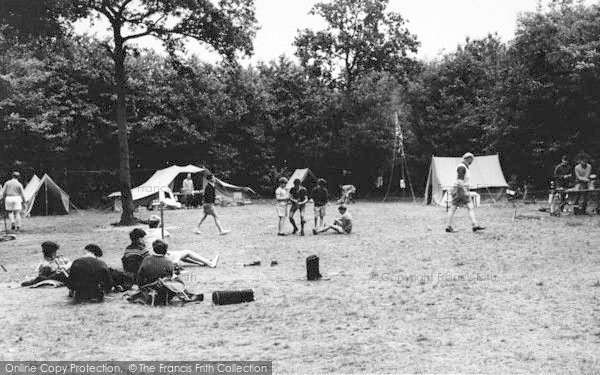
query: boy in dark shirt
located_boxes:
[312,178,329,230]
[137,239,175,286]
[68,244,112,302]
[289,178,309,235]
[195,173,229,235]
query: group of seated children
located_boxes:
[22,215,219,303]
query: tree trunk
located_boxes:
[114,41,135,225]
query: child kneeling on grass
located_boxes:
[313,205,352,235]
[21,241,71,287]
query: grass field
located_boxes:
[0,201,599,374]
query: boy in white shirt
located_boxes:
[275,177,289,236]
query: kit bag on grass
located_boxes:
[125,277,202,307]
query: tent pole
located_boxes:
[160,202,164,240]
[45,180,48,216]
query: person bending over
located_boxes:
[313,205,353,235]
[289,178,308,235]
[21,241,71,286]
[67,244,112,302]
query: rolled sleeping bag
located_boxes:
[212,289,255,305]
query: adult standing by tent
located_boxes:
[445,153,486,233]
[275,177,289,236]
[181,173,194,208]
[1,172,27,231]
[195,173,229,235]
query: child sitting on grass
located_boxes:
[313,205,353,235]
[21,241,71,287]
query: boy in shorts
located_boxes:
[275,177,289,236]
[312,178,329,229]
[289,178,308,235]
[195,173,229,235]
[313,205,352,235]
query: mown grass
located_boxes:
[0,202,599,374]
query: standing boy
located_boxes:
[312,178,329,229]
[289,178,308,235]
[275,177,289,236]
[1,171,27,231]
[195,173,229,235]
[445,153,486,233]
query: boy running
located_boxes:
[195,173,229,235]
[289,178,308,235]
[312,178,329,229]
[313,205,352,235]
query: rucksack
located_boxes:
[125,277,202,307]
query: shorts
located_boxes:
[5,196,22,211]
[203,203,216,216]
[167,251,185,263]
[314,205,326,217]
[451,185,473,208]
[276,204,287,218]
[290,203,306,215]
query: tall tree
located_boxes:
[1,0,257,224]
[294,0,420,89]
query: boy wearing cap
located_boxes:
[145,215,170,246]
[313,205,352,235]
[1,171,27,231]
[275,177,289,236]
[289,178,309,235]
[446,153,485,233]
[195,173,229,235]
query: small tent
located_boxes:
[24,174,70,216]
[286,168,317,191]
[108,165,255,209]
[424,155,509,205]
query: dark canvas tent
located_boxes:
[424,155,509,205]
[24,174,70,216]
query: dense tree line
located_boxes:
[1,0,599,207]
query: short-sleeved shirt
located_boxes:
[290,186,308,206]
[203,182,216,204]
[275,187,288,205]
[312,186,329,206]
[145,228,170,250]
[2,178,24,198]
[340,212,353,233]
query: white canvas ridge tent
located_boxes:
[424,155,509,205]
[23,174,70,216]
[285,168,317,191]
[108,165,256,210]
